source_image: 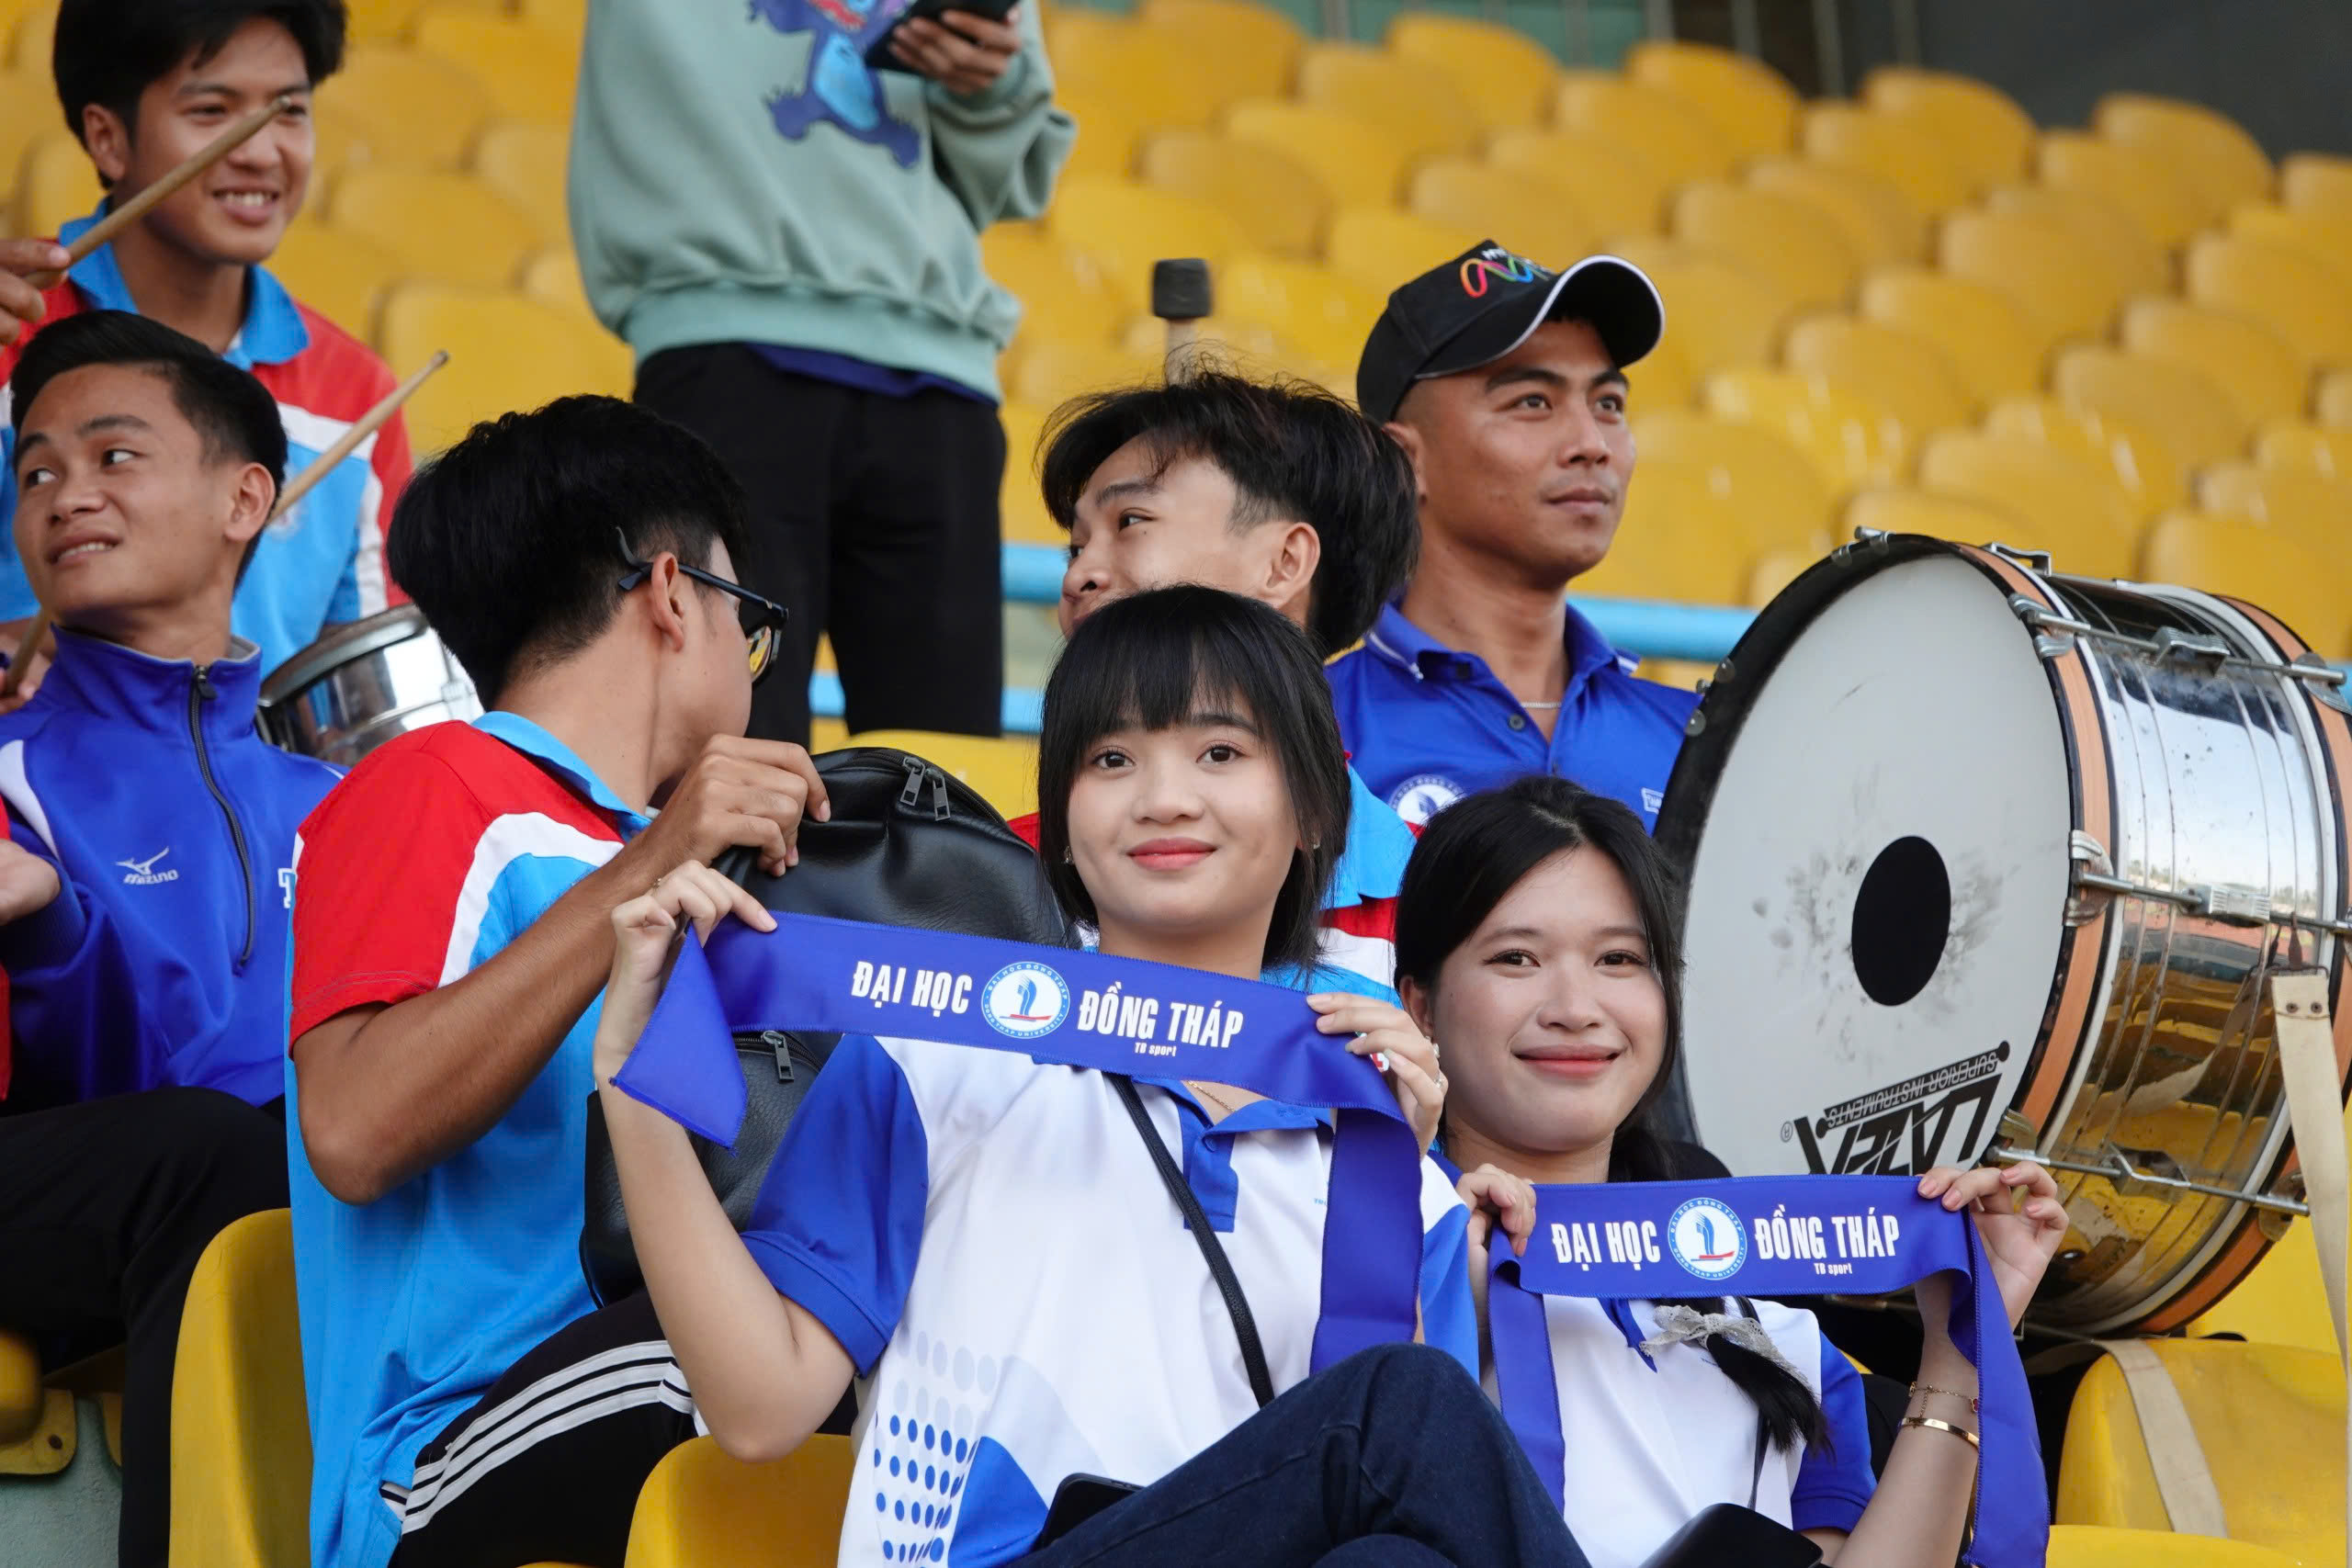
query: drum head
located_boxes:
[1663,547,2074,1178]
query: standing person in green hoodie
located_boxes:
[569,0,1075,747]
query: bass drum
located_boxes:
[259,606,481,766]
[1657,532,2352,1334]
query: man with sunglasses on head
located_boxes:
[284,396,820,1568]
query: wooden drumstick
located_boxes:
[23,93,298,291]
[0,350,448,698]
[1152,258,1213,386]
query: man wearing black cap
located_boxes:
[1327,242,1697,831]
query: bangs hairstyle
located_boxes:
[1036,586,1351,975]
[55,0,347,152]
[1395,776,1830,1456]
[1037,373,1419,659]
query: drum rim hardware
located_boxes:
[2004,594,2352,710]
[1990,1141,2312,1220]
[2068,828,2352,940]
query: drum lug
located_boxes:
[2289,651,2352,715]
[1836,527,1892,563]
[2151,627,2232,670]
[2258,1173,2306,1240]
[1998,1108,2041,1146]
[1987,541,2055,574]
[2007,593,2076,659]
[2066,832,2116,925]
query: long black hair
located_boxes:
[1035,586,1351,975]
[1395,776,1829,1454]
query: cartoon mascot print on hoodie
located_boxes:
[752,0,923,168]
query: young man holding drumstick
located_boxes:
[0,0,410,696]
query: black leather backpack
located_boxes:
[581,747,1074,1304]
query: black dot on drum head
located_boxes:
[1850,836,1951,1008]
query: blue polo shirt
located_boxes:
[1326,604,1699,830]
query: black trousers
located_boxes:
[0,1088,288,1568]
[634,346,1006,746]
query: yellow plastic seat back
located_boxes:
[269,220,405,340]
[1045,12,1210,130]
[1137,130,1329,260]
[980,225,1127,347]
[1295,43,1479,162]
[11,130,103,239]
[2227,202,2352,290]
[1053,84,1145,182]
[1624,40,1797,158]
[1385,14,1557,133]
[316,42,495,169]
[2047,1525,2305,1567]
[1486,129,1673,237]
[169,1210,310,1568]
[1856,266,2052,406]
[1670,182,1860,311]
[2141,511,2352,659]
[1045,177,1250,303]
[1631,408,1833,560]
[2257,421,2352,479]
[1781,312,1973,433]
[2323,369,2352,430]
[1408,160,1592,270]
[328,167,547,291]
[6,0,52,70]
[2055,1338,2344,1562]
[848,732,1039,819]
[997,401,1057,547]
[1860,67,2033,189]
[2188,1217,2339,1355]
[1744,156,1925,268]
[2036,130,2206,248]
[412,9,577,124]
[1580,458,1752,605]
[1799,104,1973,215]
[1844,485,2019,548]
[2095,93,2273,220]
[1938,208,2128,340]
[2194,459,2352,555]
[1321,208,1481,299]
[1602,238,1795,377]
[1702,367,1910,500]
[1915,429,2141,576]
[2051,344,2247,473]
[1136,0,1302,104]
[2120,298,2307,433]
[1224,101,1411,212]
[1005,339,1161,408]
[379,286,634,453]
[0,64,57,190]
[2283,152,2352,218]
[1982,395,2187,519]
[1553,74,1736,189]
[1216,255,1384,369]
[2188,234,2352,369]
[623,1435,852,1568]
[471,121,572,248]
[518,247,594,318]
[1980,182,2166,299]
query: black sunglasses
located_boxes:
[615,529,789,684]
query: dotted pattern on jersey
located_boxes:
[865,1329,991,1563]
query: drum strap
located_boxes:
[2093,1337,2226,1537]
[2269,969,2351,1566]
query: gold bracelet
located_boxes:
[1901,1415,1980,1450]
[1908,1382,1982,1416]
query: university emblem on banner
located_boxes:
[1665,1196,1747,1282]
[980,962,1070,1040]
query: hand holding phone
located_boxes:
[865,0,1022,89]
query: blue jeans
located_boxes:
[1020,1344,1589,1568]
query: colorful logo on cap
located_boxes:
[1459,248,1546,298]
[1666,1196,1747,1282]
[981,962,1070,1040]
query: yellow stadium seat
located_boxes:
[1979,184,2166,299]
[1216,254,1383,368]
[2195,459,2352,554]
[1296,42,1479,162]
[1938,208,2128,341]
[2036,130,2206,248]
[413,10,577,125]
[1385,14,1557,134]
[1844,485,2021,547]
[309,101,406,183]
[1553,74,1736,189]
[168,1211,310,1568]
[1115,311,1289,368]
[1044,177,1250,304]
[1044,13,1209,129]
[1054,84,1145,182]
[982,223,1133,344]
[2283,152,2352,218]
[1857,266,2053,406]
[1136,0,1302,105]
[6,0,50,70]
[1224,101,1410,212]
[2052,344,2246,476]
[1624,40,1796,159]
[1486,129,1673,238]
[2188,233,2352,370]
[0,1329,40,1446]
[849,731,1040,818]
[2095,93,2273,220]
[2046,1526,2306,1568]
[1781,312,1973,432]
[998,401,1058,547]
[2188,1218,2338,1355]
[328,167,545,291]
[1408,161,1591,271]
[517,0,584,39]
[1860,66,2034,190]
[2257,420,2352,479]
[2119,298,2307,433]
[621,1435,852,1568]
[11,130,101,239]
[1631,408,1834,560]
[1322,207,1481,299]
[269,221,404,338]
[1984,395,2188,519]
[2324,370,2352,429]
[2142,511,2352,660]
[378,285,634,453]
[1138,130,1328,260]
[1744,156,1925,268]
[1602,237,1797,377]
[1578,458,1753,605]
[1006,339,1161,407]
[0,1327,73,1477]
[1701,367,1910,499]
[0,66,57,192]
[1799,104,1973,215]
[2227,202,2352,291]
[472,122,571,247]
[518,247,593,317]
[315,42,496,170]
[1623,331,1696,414]
[1670,182,1860,311]
[1915,430,2141,575]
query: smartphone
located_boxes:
[1031,1473,1139,1547]
[863,0,1019,72]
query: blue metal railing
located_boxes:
[809,544,1758,734]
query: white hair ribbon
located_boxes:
[1638,1304,1805,1381]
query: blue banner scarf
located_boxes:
[1489,1176,2046,1567]
[614,911,1425,1373]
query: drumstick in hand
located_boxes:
[0,351,449,698]
[23,94,298,290]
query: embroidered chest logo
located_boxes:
[118,848,178,886]
[1665,1196,1747,1282]
[979,961,1069,1040]
[1387,774,1464,828]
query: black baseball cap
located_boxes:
[1355,242,1666,424]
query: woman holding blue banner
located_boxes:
[1394,778,2069,1568]
[591,589,1592,1567]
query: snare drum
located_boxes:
[259,606,481,766]
[1657,532,2352,1333]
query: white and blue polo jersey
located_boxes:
[1528,1295,1874,1566]
[741,1035,1478,1567]
[1327,603,1699,831]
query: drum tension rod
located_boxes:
[2070,834,2352,939]
[2007,597,2351,692]
[1989,1143,2312,1218]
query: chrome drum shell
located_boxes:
[258,606,481,767]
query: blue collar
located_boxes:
[1361,601,1630,703]
[59,207,310,368]
[474,711,650,831]
[33,627,263,741]
[1325,763,1413,908]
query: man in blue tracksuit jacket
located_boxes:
[0,309,335,1568]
